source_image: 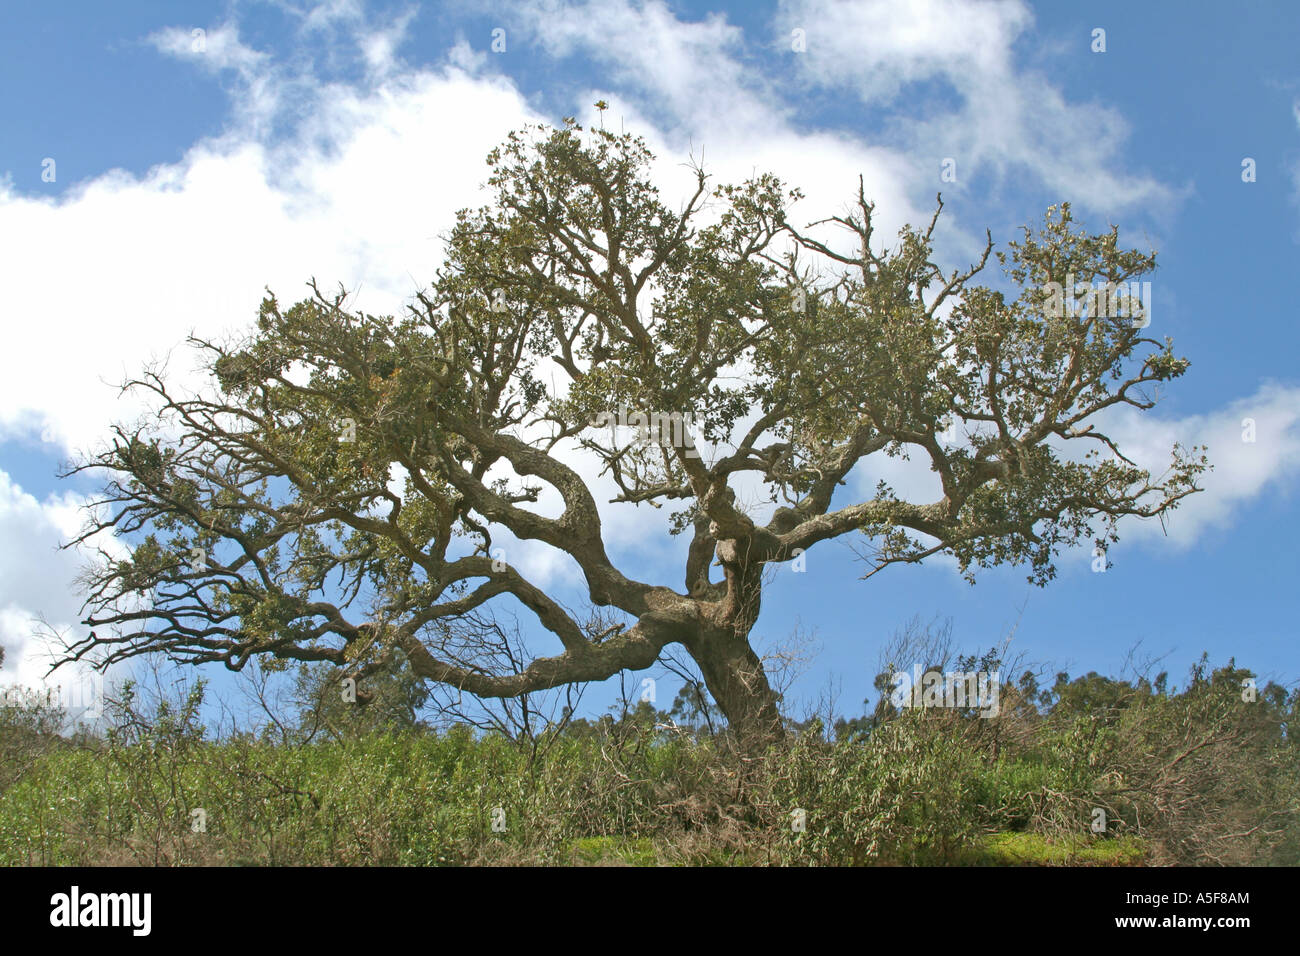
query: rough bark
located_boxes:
[689,628,784,749]
[686,537,784,748]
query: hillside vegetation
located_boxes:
[1,655,1295,866]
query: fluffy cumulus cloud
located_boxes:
[1097,382,1300,549]
[0,469,114,710]
[0,43,540,454]
[0,0,1295,683]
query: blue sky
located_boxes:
[1,0,1298,729]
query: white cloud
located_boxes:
[149,23,270,74]
[298,0,368,34]
[777,0,1175,212]
[358,7,418,79]
[148,23,283,137]
[512,0,772,137]
[0,469,121,709]
[0,471,84,636]
[780,0,1032,101]
[1096,382,1300,549]
[0,67,539,453]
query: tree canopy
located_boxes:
[60,118,1207,746]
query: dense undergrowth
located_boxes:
[1,656,1295,866]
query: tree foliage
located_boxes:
[60,119,1206,746]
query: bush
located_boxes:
[1,655,1295,866]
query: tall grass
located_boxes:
[2,667,1295,866]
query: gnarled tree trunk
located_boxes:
[689,628,784,748]
[685,541,784,749]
